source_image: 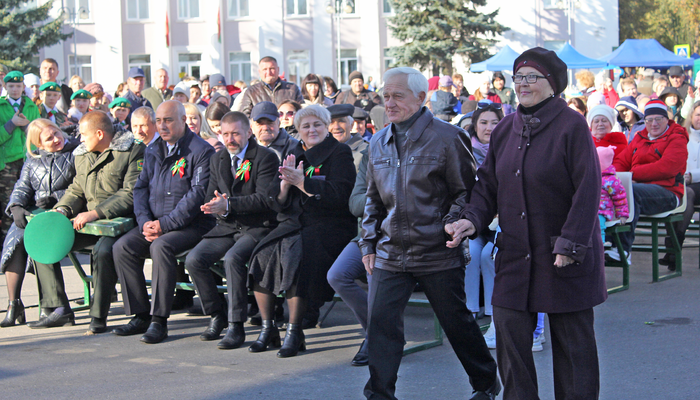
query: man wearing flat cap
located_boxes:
[39,82,68,127]
[328,104,368,172]
[668,66,694,97]
[335,71,383,113]
[351,107,372,141]
[124,67,153,114]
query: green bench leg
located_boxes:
[605,224,630,294]
[67,251,92,311]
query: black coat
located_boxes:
[250,135,357,302]
[203,139,279,241]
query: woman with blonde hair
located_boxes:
[0,119,79,327]
[68,75,85,93]
[575,70,596,97]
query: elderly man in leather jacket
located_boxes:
[359,67,500,400]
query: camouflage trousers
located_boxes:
[0,159,24,244]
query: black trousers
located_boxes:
[35,233,118,319]
[364,267,497,400]
[493,306,600,400]
[184,233,257,323]
[113,225,209,318]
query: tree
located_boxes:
[619,0,700,54]
[387,0,508,76]
[0,0,71,73]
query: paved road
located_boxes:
[0,248,699,399]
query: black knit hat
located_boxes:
[513,47,568,96]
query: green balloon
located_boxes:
[24,212,75,264]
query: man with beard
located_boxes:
[184,111,279,349]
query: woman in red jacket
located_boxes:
[607,99,689,262]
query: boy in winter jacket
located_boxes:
[597,146,628,241]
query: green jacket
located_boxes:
[56,130,146,219]
[0,95,40,169]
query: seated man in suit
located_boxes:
[112,100,215,344]
[185,111,279,349]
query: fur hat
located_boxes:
[513,47,568,96]
[597,146,615,171]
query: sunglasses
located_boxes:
[279,111,295,118]
[477,102,502,110]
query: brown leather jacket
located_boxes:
[359,108,476,273]
[335,88,383,112]
[238,79,303,116]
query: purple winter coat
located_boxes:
[461,97,607,313]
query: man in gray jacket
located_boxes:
[359,67,499,400]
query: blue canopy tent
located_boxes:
[598,39,694,67]
[470,45,520,72]
[556,43,608,69]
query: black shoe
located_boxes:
[112,316,151,336]
[248,313,262,326]
[469,378,501,400]
[1,299,26,327]
[248,320,281,352]
[88,317,108,334]
[218,322,245,349]
[39,308,52,321]
[171,290,194,311]
[27,311,75,329]
[200,312,228,341]
[301,317,318,330]
[351,339,369,366]
[140,322,168,344]
[277,323,306,358]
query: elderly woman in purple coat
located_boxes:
[447,48,607,400]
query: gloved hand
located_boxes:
[35,196,57,210]
[10,206,31,229]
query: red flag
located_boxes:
[217,7,221,43]
[165,12,170,47]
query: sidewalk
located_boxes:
[0,249,699,399]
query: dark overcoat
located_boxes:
[461,97,607,313]
[250,135,356,302]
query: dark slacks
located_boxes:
[35,233,118,318]
[113,224,210,318]
[185,233,257,322]
[493,306,600,400]
[619,183,678,253]
[327,241,371,334]
[364,267,497,400]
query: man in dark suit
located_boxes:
[184,111,279,349]
[111,100,215,344]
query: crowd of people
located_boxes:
[0,49,698,400]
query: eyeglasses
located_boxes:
[513,74,548,84]
[644,116,667,124]
[279,111,295,118]
[477,102,502,110]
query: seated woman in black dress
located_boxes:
[248,104,356,358]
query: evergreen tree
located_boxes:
[0,0,71,73]
[387,0,508,75]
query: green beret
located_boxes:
[40,82,61,92]
[109,97,131,109]
[70,89,92,100]
[4,71,24,83]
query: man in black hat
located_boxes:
[184,111,279,349]
[124,67,153,113]
[237,56,303,117]
[351,106,372,141]
[328,104,367,171]
[668,66,694,97]
[250,101,299,163]
[335,70,383,112]
[209,73,228,95]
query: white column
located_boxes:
[358,0,381,85]
[312,0,333,77]
[255,0,284,77]
[92,1,124,91]
[151,0,172,72]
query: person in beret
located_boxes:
[85,82,110,114]
[67,89,93,124]
[452,47,606,399]
[109,97,132,130]
[0,71,40,247]
[334,70,383,112]
[39,82,69,128]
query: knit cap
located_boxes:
[644,99,668,118]
[587,104,617,127]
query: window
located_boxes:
[286,0,307,16]
[383,48,395,71]
[543,40,565,52]
[127,0,149,20]
[383,0,393,13]
[69,55,92,83]
[229,52,252,84]
[228,0,249,18]
[287,50,310,87]
[65,0,90,20]
[338,49,358,86]
[179,53,202,80]
[343,0,356,14]
[178,0,200,19]
[129,54,152,87]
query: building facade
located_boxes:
[37,0,617,94]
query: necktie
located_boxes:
[231,157,239,177]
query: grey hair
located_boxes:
[333,115,354,126]
[132,106,155,124]
[294,104,331,128]
[383,67,429,106]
